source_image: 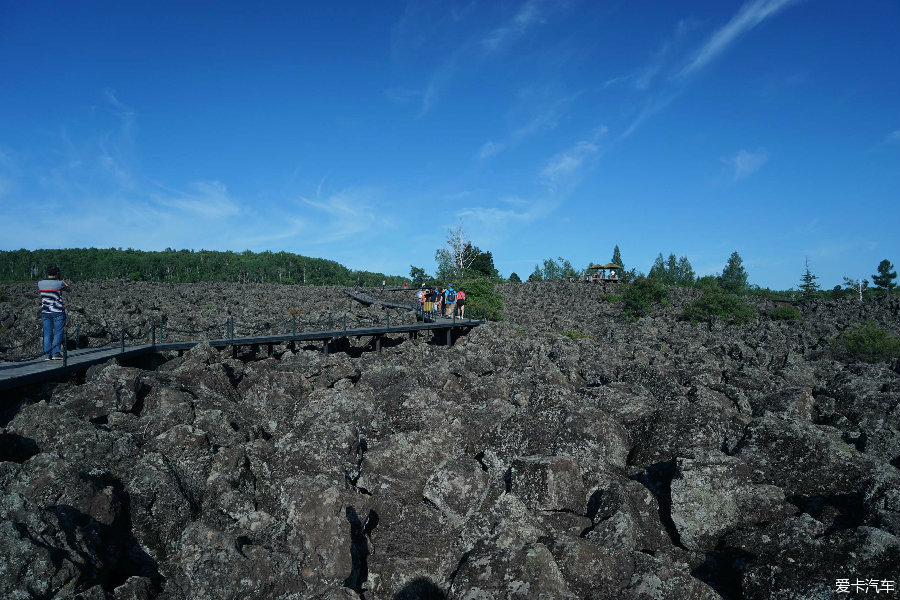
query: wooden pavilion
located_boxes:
[585,263,623,283]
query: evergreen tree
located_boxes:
[528,264,543,282]
[509,272,522,283]
[676,256,696,286]
[720,251,749,294]
[799,257,820,298]
[611,245,623,268]
[872,259,897,290]
[666,254,679,285]
[468,245,499,278]
[649,253,666,280]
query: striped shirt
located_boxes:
[38,279,69,313]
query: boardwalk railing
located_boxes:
[0,290,486,391]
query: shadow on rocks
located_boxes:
[629,458,684,549]
[394,577,447,600]
[0,432,39,463]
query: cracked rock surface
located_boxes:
[1,281,899,599]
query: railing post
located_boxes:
[292,315,297,336]
[344,314,347,331]
[281,317,286,334]
[121,327,125,353]
[62,332,68,367]
[151,321,156,347]
[75,324,80,350]
[328,313,333,330]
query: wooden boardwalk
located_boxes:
[0,316,482,391]
[344,289,419,311]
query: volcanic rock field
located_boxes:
[1,280,899,599]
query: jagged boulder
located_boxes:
[670,450,791,551]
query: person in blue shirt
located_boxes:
[443,284,457,317]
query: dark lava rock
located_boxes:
[1,281,898,599]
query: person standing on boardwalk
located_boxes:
[456,287,466,318]
[38,266,69,360]
[444,284,457,317]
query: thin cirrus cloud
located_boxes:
[480,0,544,54]
[477,140,505,160]
[458,195,559,234]
[540,126,608,191]
[679,0,803,77]
[476,91,575,160]
[390,1,553,117]
[298,190,380,245]
[151,181,241,218]
[723,149,769,180]
[617,1,800,141]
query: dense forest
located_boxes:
[0,248,406,286]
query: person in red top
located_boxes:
[456,288,467,318]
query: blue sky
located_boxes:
[1,0,898,289]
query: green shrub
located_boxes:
[621,277,670,321]
[695,275,720,292]
[456,277,505,321]
[682,291,756,324]
[831,321,900,363]
[771,304,802,321]
[0,288,7,302]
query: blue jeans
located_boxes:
[42,312,66,358]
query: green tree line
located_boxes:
[0,248,407,286]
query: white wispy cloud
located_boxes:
[477,89,576,160]
[477,140,504,159]
[480,0,543,54]
[679,0,803,77]
[457,196,561,246]
[723,149,769,180]
[151,180,241,218]
[233,217,307,248]
[540,127,608,190]
[620,94,679,139]
[103,89,136,138]
[390,1,557,116]
[886,129,900,145]
[298,188,380,244]
[540,141,598,186]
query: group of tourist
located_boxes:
[34,265,475,363]
[416,284,467,318]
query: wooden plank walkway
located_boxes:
[0,317,482,391]
[344,289,419,311]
